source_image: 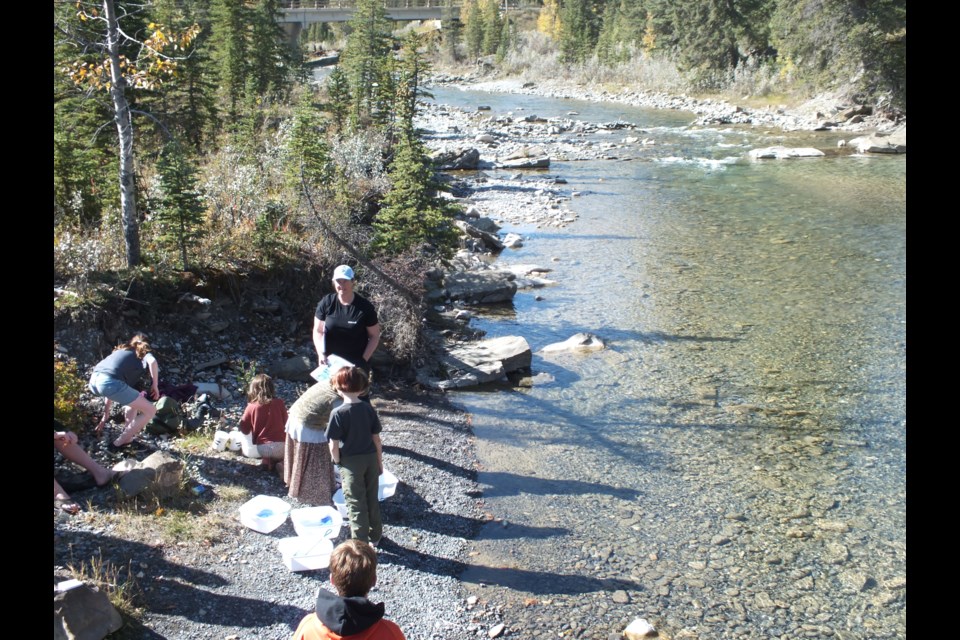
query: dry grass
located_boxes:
[67,551,144,619]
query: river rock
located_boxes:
[55,579,123,640]
[623,618,657,639]
[433,147,481,170]
[435,336,532,389]
[455,220,504,251]
[117,451,183,499]
[471,216,502,234]
[267,355,314,382]
[502,233,523,248]
[848,127,906,154]
[749,146,826,159]
[443,270,518,303]
[499,155,550,169]
[541,332,606,353]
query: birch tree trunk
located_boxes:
[103,0,140,267]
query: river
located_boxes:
[427,85,906,640]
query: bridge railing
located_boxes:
[281,0,464,8]
[280,0,534,9]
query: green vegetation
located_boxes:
[53,0,904,374]
[54,350,88,430]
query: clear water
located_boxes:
[428,86,906,638]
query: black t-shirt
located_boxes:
[325,401,381,457]
[315,293,379,366]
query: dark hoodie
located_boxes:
[291,589,405,640]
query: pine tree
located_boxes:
[250,0,292,98]
[210,0,249,124]
[154,141,206,271]
[287,90,333,191]
[559,0,603,63]
[461,0,484,59]
[373,136,459,258]
[341,0,395,128]
[441,7,462,62]
[481,0,503,55]
[324,65,353,133]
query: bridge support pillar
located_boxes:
[280,21,303,52]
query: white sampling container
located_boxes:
[278,536,334,571]
[290,506,343,539]
[332,468,400,521]
[238,495,291,533]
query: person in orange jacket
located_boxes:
[291,540,405,640]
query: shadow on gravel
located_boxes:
[382,445,474,480]
[54,530,306,629]
[380,543,640,595]
[382,483,566,540]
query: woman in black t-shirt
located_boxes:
[313,265,381,371]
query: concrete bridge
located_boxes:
[279,0,459,26]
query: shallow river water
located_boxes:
[429,87,906,640]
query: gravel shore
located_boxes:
[54,329,496,639]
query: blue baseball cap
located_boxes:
[333,265,355,280]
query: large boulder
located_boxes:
[848,127,906,154]
[433,147,481,170]
[434,336,532,389]
[54,579,123,640]
[443,271,518,304]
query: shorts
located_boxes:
[88,373,140,406]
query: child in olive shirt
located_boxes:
[326,367,383,545]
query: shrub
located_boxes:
[54,349,88,430]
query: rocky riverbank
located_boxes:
[429,74,905,135]
[55,74,903,640]
[54,327,517,639]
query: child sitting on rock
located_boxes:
[291,539,405,640]
[238,373,287,472]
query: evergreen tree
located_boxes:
[324,65,353,133]
[154,141,206,271]
[150,0,220,150]
[286,90,333,191]
[210,0,249,124]
[496,15,515,62]
[771,0,904,107]
[441,8,462,62]
[559,0,603,63]
[250,0,293,97]
[373,136,459,258]
[340,0,395,128]
[461,0,484,59]
[481,0,503,55]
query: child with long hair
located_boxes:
[326,367,384,546]
[89,334,159,449]
[239,373,288,472]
